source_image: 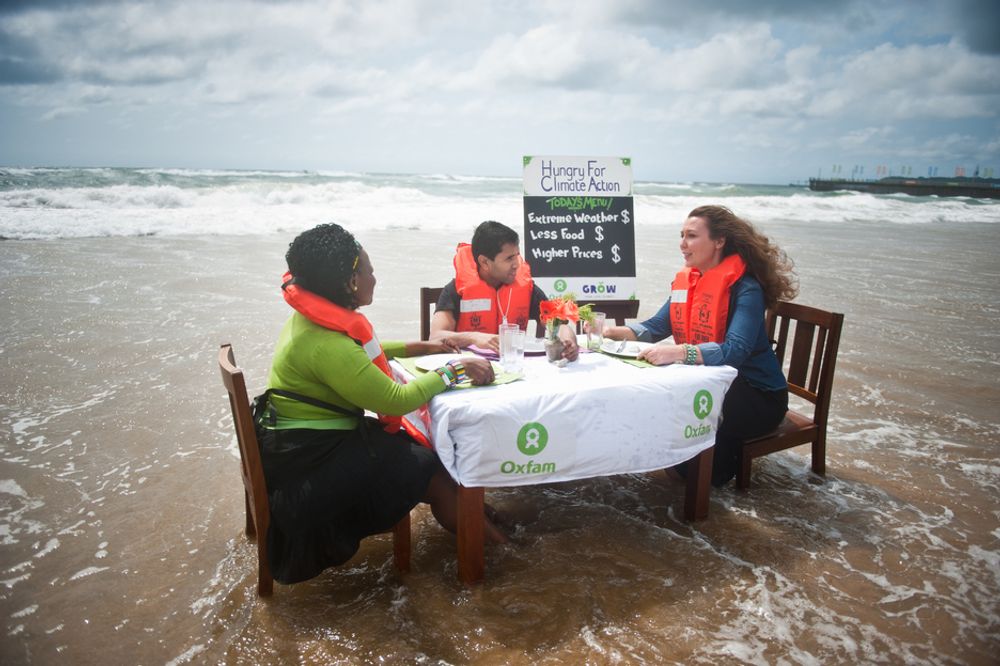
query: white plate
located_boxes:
[600,340,653,358]
[414,353,478,372]
[524,337,546,354]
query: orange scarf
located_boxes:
[281,272,430,447]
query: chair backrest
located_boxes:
[766,301,844,428]
[580,299,640,327]
[218,343,272,595]
[421,286,640,339]
[420,287,443,341]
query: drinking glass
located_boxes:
[499,324,524,373]
[587,311,606,350]
[511,329,525,372]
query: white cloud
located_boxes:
[1,0,998,180]
[815,41,1000,120]
[649,23,783,92]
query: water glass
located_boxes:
[499,324,524,373]
[587,311,606,350]
[514,328,525,359]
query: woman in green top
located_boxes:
[259,223,506,584]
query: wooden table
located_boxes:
[404,350,737,583]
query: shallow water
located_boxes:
[1,217,999,664]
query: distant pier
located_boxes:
[809,176,1000,199]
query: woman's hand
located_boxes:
[461,357,496,385]
[637,343,684,366]
[428,331,498,352]
[602,325,637,342]
[410,339,460,355]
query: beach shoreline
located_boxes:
[1,210,999,663]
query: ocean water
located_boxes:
[1,167,999,664]
[1,167,993,241]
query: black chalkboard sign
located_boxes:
[522,156,636,299]
[523,196,635,276]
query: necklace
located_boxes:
[497,285,512,325]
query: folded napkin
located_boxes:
[396,356,522,387]
[597,351,656,368]
[467,344,500,360]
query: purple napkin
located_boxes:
[467,345,500,360]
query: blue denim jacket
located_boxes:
[627,275,787,392]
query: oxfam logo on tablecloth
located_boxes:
[517,422,549,455]
[693,390,713,419]
[553,279,568,293]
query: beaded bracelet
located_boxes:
[434,364,457,388]
[683,343,698,365]
[447,359,468,384]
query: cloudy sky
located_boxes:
[1,0,998,183]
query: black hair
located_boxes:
[285,223,360,308]
[471,220,519,264]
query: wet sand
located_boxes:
[1,221,998,664]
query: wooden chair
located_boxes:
[575,299,640,331]
[218,343,411,596]
[419,287,444,341]
[419,286,639,339]
[737,302,845,489]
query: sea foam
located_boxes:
[1,167,998,240]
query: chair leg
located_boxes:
[244,490,256,539]
[811,434,826,476]
[392,513,411,573]
[256,541,273,597]
[257,554,274,597]
[737,449,752,490]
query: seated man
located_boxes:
[431,220,578,360]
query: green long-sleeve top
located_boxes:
[266,313,447,430]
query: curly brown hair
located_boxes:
[688,205,798,308]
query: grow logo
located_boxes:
[553,279,568,293]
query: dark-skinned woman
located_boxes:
[257,223,507,584]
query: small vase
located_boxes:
[544,335,565,364]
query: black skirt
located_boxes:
[257,418,439,584]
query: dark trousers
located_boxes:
[677,376,788,487]
[711,376,788,486]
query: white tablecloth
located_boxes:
[406,352,737,488]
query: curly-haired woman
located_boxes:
[603,205,798,487]
[258,223,506,584]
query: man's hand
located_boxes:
[428,330,499,352]
[558,324,579,361]
[475,332,501,353]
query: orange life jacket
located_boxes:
[280,272,430,447]
[669,254,747,344]
[453,243,533,332]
